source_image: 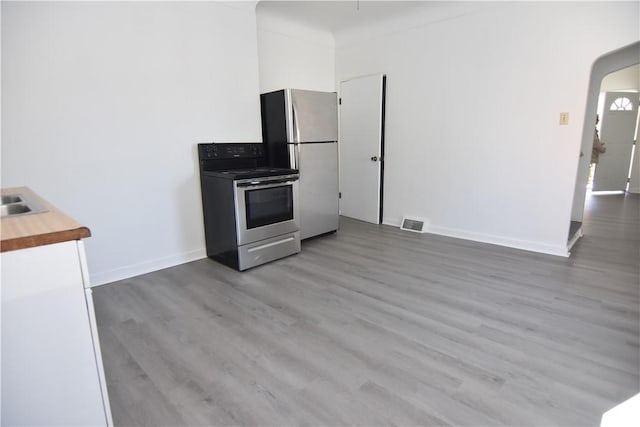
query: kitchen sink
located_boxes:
[1,193,48,218]
[1,204,32,216]
[1,194,23,204]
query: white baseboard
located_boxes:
[383,217,569,257]
[88,248,207,287]
[89,217,574,286]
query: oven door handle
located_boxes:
[236,178,298,189]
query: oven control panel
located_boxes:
[198,143,264,160]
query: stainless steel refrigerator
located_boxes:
[260,89,339,240]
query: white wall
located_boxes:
[256,5,335,92]
[1,1,262,285]
[335,1,639,256]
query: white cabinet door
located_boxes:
[1,241,108,426]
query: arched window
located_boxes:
[609,96,634,111]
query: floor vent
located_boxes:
[400,217,427,233]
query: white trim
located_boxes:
[83,288,114,426]
[76,240,92,288]
[567,226,584,254]
[89,248,206,287]
[75,240,114,425]
[383,217,569,257]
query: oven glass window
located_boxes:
[245,185,293,229]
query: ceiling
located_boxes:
[256,1,434,33]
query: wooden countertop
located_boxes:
[1,187,91,252]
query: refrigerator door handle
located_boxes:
[285,89,300,143]
[292,103,301,142]
[289,143,299,169]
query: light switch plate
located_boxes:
[559,112,570,125]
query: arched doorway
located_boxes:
[568,41,640,250]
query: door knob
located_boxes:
[371,156,378,162]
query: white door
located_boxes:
[339,74,385,224]
[593,92,639,191]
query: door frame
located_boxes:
[338,73,387,224]
[378,75,387,223]
[569,42,640,242]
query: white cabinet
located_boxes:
[1,240,112,426]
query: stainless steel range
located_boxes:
[198,143,300,271]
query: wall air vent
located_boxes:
[400,217,427,233]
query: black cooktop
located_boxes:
[203,167,298,180]
[198,143,298,180]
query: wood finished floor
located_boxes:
[93,193,639,426]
